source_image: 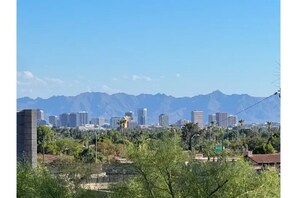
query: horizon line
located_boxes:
[17,89,275,100]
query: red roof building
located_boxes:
[248,153,280,165]
[245,151,280,171]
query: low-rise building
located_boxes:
[245,151,280,171]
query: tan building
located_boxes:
[123,116,132,128]
[191,110,204,128]
[227,115,237,127]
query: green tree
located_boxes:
[238,119,245,134]
[17,161,72,198]
[112,135,185,198]
[111,134,280,198]
[179,159,280,197]
[76,148,97,163]
[117,118,127,133]
[266,121,272,133]
[17,160,107,198]
[37,126,57,163]
[55,137,83,156]
[81,133,90,149]
[181,122,200,151]
[118,118,127,144]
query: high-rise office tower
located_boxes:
[138,108,148,125]
[49,115,58,127]
[36,109,44,121]
[110,117,121,129]
[77,111,88,126]
[125,111,134,120]
[208,114,216,126]
[69,113,77,127]
[227,115,237,127]
[191,111,204,128]
[159,114,169,127]
[98,117,105,126]
[59,113,70,127]
[216,112,228,128]
[17,109,37,167]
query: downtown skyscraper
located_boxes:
[208,114,216,126]
[227,115,237,127]
[138,108,148,125]
[159,114,169,127]
[49,115,58,127]
[59,113,70,127]
[77,111,88,126]
[216,112,228,128]
[191,110,204,128]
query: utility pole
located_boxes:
[95,131,97,163]
[42,137,45,164]
[220,127,224,151]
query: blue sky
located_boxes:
[17,0,280,99]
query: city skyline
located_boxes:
[38,108,272,128]
[17,0,280,99]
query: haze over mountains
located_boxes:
[17,90,280,125]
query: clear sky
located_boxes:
[17,0,280,99]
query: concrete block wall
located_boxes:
[17,109,37,168]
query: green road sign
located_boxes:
[215,145,223,151]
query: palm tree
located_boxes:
[238,119,244,134]
[117,118,127,143]
[210,121,216,127]
[266,121,272,133]
[181,122,200,151]
[206,121,216,141]
[117,118,127,133]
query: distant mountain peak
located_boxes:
[211,90,223,94]
[209,90,226,96]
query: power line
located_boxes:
[234,91,278,116]
[214,91,280,127]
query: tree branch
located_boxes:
[208,179,229,197]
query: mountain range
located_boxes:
[17,90,280,125]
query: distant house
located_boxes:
[245,151,280,171]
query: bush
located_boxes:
[17,162,72,198]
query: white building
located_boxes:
[77,111,88,126]
[36,109,44,121]
[98,117,105,126]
